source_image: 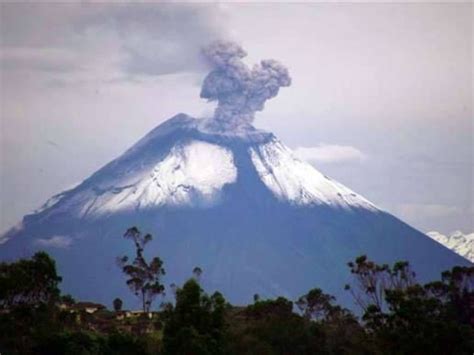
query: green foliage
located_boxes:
[347,256,474,354]
[0,251,62,308]
[117,227,166,312]
[1,246,472,355]
[163,278,227,354]
[227,296,368,355]
[60,294,76,306]
[438,265,474,325]
[0,303,62,354]
[34,330,149,355]
[246,297,294,319]
[105,331,149,355]
[0,252,63,354]
[296,288,335,321]
[34,331,107,355]
[345,255,416,312]
[233,297,318,354]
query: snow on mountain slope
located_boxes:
[427,231,474,262]
[26,115,378,224]
[87,140,237,215]
[96,119,378,213]
[250,138,377,210]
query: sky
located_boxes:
[0,2,472,235]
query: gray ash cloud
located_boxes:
[200,41,291,130]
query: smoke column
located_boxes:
[200,41,291,130]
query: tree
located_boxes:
[163,279,227,354]
[344,255,416,313]
[117,227,165,313]
[0,252,63,354]
[296,288,335,321]
[232,297,319,354]
[113,298,123,312]
[0,251,62,308]
[245,297,294,320]
[346,256,474,354]
[435,265,474,326]
[60,294,75,306]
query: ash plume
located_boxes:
[200,41,291,130]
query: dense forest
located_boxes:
[0,227,473,355]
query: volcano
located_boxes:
[0,114,469,308]
[1,41,470,309]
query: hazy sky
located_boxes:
[0,2,472,235]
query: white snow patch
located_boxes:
[36,235,73,249]
[427,231,473,262]
[90,140,237,214]
[250,139,377,210]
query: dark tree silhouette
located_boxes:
[163,278,227,354]
[117,227,165,313]
[296,288,335,321]
[60,294,75,306]
[346,256,474,354]
[344,255,416,312]
[0,251,62,308]
[113,297,123,312]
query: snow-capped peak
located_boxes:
[31,115,378,221]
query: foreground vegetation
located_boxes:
[0,228,473,354]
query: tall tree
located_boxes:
[344,255,416,313]
[117,227,165,313]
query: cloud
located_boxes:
[102,5,227,76]
[294,144,367,164]
[0,48,81,73]
[35,235,73,249]
[396,203,461,220]
[0,3,227,79]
